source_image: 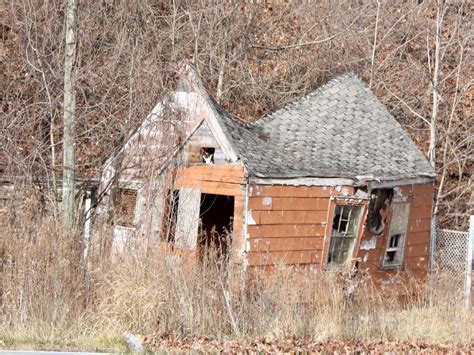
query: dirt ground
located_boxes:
[145,335,474,353]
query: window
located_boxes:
[383,202,410,267]
[188,144,215,164]
[115,187,137,227]
[327,205,362,265]
[200,147,215,164]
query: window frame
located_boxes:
[381,201,411,269]
[323,197,368,269]
[113,181,142,229]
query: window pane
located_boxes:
[328,204,363,265]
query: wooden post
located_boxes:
[464,215,473,310]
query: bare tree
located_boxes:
[62,0,77,228]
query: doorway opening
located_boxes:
[198,193,234,260]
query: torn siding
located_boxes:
[356,183,434,280]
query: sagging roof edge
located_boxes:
[248,175,435,188]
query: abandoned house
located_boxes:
[95,61,435,281]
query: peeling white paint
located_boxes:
[363,253,369,262]
[335,186,342,192]
[245,240,251,252]
[341,187,351,196]
[393,186,403,197]
[262,196,272,206]
[246,210,256,225]
[354,189,369,198]
[360,236,378,250]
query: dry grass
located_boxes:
[1,202,473,351]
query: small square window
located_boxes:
[201,147,215,164]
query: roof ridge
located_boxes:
[245,71,360,128]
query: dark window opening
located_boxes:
[188,144,216,165]
[367,188,393,235]
[384,233,405,265]
[115,187,137,227]
[198,193,234,260]
[162,189,180,243]
[201,147,215,164]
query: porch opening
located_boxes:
[198,193,234,259]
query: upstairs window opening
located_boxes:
[200,147,215,164]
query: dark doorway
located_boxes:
[198,193,234,259]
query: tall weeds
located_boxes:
[1,202,473,348]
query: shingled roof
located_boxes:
[210,72,435,181]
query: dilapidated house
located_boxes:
[95,61,435,281]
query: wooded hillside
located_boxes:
[1,0,472,228]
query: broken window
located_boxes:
[327,205,362,265]
[383,202,410,267]
[162,189,180,243]
[367,189,393,234]
[115,187,137,227]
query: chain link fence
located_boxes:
[433,217,473,308]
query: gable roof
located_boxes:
[109,62,435,184]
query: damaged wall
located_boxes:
[246,182,433,280]
[246,184,356,267]
[173,164,246,263]
[356,183,434,280]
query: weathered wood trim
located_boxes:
[321,196,369,269]
[249,177,356,186]
[367,177,435,189]
[249,176,435,188]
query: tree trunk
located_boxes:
[429,0,443,169]
[62,0,78,228]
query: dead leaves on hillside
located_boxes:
[144,334,474,353]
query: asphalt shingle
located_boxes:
[211,73,435,180]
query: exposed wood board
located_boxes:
[173,183,245,197]
[175,188,201,249]
[174,178,243,191]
